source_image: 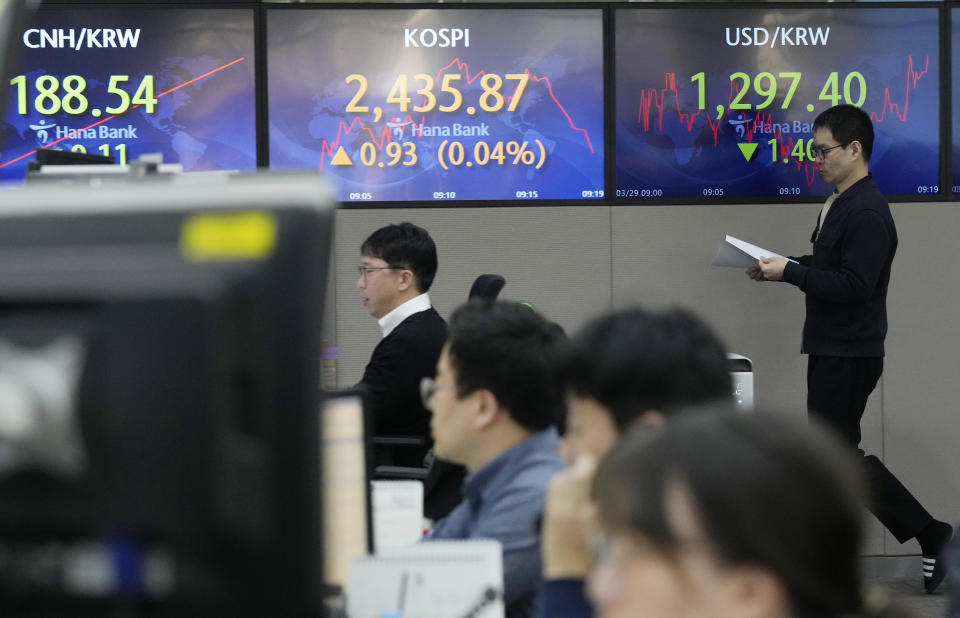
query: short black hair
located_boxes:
[360,222,438,293]
[555,306,731,431]
[593,411,867,617]
[813,104,874,162]
[447,300,564,431]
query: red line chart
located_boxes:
[632,56,932,187]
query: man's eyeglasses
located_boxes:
[810,142,849,160]
[357,264,403,278]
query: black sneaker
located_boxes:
[922,553,946,594]
[918,521,953,594]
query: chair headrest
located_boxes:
[468,274,506,301]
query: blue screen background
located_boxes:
[952,7,959,194]
[615,7,940,200]
[1,8,257,183]
[267,8,605,203]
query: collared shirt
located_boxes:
[429,428,564,617]
[815,190,839,241]
[378,292,432,338]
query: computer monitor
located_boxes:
[1,4,258,184]
[0,171,335,616]
[267,6,605,204]
[31,148,115,167]
[1,1,32,124]
[320,390,373,594]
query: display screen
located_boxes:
[0,7,257,182]
[953,7,960,195]
[615,7,940,201]
[267,8,605,203]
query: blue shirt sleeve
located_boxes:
[537,578,593,618]
[472,485,546,608]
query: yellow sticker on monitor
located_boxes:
[181,211,277,261]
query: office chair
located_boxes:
[372,274,507,520]
[468,274,506,301]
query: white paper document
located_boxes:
[712,235,796,268]
[371,480,424,551]
[347,540,505,618]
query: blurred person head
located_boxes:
[554,306,731,463]
[589,410,907,618]
[357,222,437,318]
[425,300,564,471]
[947,530,960,618]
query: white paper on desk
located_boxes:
[347,540,505,618]
[371,480,424,551]
[712,235,796,268]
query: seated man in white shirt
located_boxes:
[356,222,447,468]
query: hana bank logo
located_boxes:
[728,113,752,138]
[30,120,58,144]
[386,117,413,140]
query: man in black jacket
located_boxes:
[748,104,953,593]
[356,222,447,467]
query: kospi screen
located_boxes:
[953,7,960,195]
[0,7,257,182]
[614,7,940,201]
[267,8,605,203]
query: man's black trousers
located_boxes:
[807,355,933,543]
